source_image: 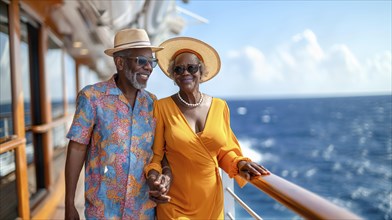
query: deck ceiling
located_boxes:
[35,0,188,79]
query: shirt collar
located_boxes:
[106,74,122,95]
[105,73,148,98]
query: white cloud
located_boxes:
[291,29,325,62]
[226,46,282,83]
[366,51,392,79]
[198,29,391,98]
[148,29,391,99]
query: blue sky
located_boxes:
[149,0,391,99]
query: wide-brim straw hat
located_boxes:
[104,28,163,56]
[156,37,221,82]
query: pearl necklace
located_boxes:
[177,92,204,107]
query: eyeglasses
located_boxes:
[125,56,158,68]
[173,64,201,75]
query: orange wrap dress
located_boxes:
[145,97,249,219]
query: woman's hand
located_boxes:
[147,170,171,203]
[238,161,270,180]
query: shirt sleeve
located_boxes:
[66,89,96,145]
[217,101,249,187]
[144,101,165,176]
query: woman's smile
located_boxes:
[178,75,195,84]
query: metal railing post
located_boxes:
[222,171,235,219]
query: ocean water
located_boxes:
[226,95,391,220]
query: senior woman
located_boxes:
[145,37,270,219]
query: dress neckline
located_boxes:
[169,96,214,135]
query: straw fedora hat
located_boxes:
[104,28,163,56]
[156,37,221,82]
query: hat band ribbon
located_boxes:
[172,49,204,62]
[115,40,152,48]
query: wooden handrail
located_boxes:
[30,114,73,133]
[249,174,362,220]
[0,137,26,154]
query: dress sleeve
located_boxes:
[144,101,165,176]
[217,101,250,187]
[66,89,96,145]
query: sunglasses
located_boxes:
[125,56,158,68]
[173,64,201,75]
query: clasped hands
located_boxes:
[147,170,171,203]
[238,160,270,180]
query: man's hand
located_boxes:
[147,170,171,203]
[148,190,171,204]
[65,141,86,220]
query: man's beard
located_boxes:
[125,64,147,90]
[127,72,146,89]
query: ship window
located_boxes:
[21,21,40,197]
[78,64,99,90]
[0,2,18,220]
[65,53,76,114]
[52,124,67,181]
[46,36,64,119]
[20,21,35,169]
[52,125,67,150]
[78,65,89,90]
[21,13,47,203]
[0,1,13,144]
[21,22,31,127]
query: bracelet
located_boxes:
[147,174,157,180]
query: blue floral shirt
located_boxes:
[67,74,156,219]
